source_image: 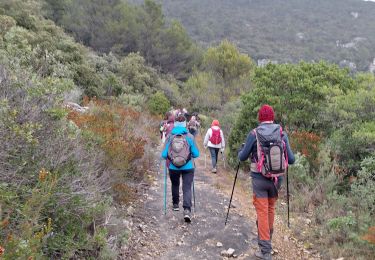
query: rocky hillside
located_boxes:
[151,0,375,72]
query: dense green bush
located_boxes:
[228,61,355,163]
[147,91,171,116]
[324,73,375,174]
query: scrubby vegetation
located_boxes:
[0,0,374,259]
[228,62,375,258]
[0,1,161,258]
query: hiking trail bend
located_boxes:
[123,135,318,260]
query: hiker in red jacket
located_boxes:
[203,120,225,173]
[238,105,295,260]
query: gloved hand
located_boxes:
[220,148,225,153]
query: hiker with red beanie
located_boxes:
[238,105,295,260]
[203,120,225,173]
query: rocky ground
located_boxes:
[122,136,322,260]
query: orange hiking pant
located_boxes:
[251,173,281,254]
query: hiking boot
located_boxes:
[173,204,179,211]
[255,250,272,260]
[211,168,217,173]
[183,209,191,223]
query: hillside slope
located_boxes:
[155,0,375,71]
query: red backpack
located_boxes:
[209,127,222,145]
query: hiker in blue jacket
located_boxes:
[162,115,200,222]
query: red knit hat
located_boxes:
[211,119,220,126]
[258,105,275,122]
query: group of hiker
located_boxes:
[159,105,295,260]
[159,108,201,141]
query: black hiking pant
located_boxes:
[169,169,194,211]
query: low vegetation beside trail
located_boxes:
[0,0,374,259]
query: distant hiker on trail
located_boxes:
[164,114,175,140]
[187,115,200,137]
[160,112,170,141]
[161,115,200,222]
[203,120,225,173]
[237,105,295,260]
[182,108,188,116]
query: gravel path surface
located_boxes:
[123,139,319,260]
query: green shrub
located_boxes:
[147,91,171,116]
[228,61,355,165]
[0,15,16,36]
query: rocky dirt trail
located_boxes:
[123,136,320,260]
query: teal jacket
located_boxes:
[162,126,200,170]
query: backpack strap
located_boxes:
[253,128,265,173]
[167,134,177,160]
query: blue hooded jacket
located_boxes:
[162,126,200,170]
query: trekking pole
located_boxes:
[192,179,196,212]
[163,159,167,215]
[193,160,197,212]
[225,162,241,226]
[286,167,290,228]
[221,151,226,169]
[204,150,207,169]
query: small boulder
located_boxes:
[127,206,135,216]
[227,248,235,256]
[216,242,223,247]
[221,248,235,257]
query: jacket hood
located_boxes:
[171,126,188,135]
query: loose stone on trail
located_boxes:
[127,205,135,216]
[221,248,235,257]
[227,248,235,255]
[216,242,223,247]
